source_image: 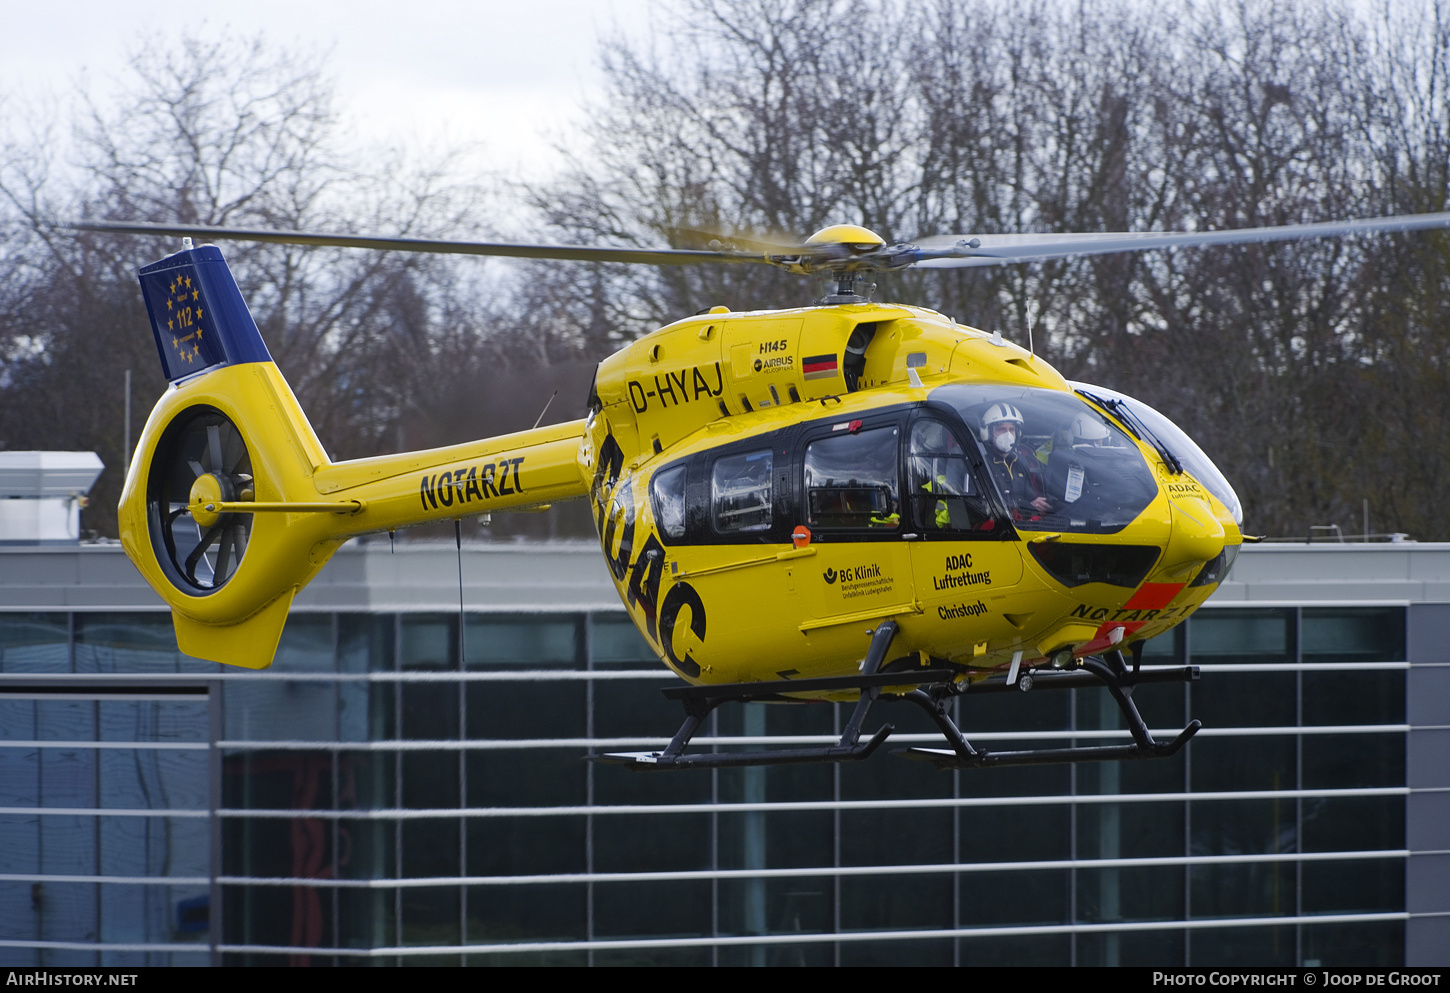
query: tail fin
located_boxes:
[137,244,274,382]
[119,244,589,669]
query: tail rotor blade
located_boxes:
[184,523,223,585]
[223,425,245,474]
[207,423,223,473]
[214,526,235,580]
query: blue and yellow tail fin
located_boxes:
[137,244,272,382]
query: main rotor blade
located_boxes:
[72,221,762,267]
[913,212,1450,268]
[76,211,1450,272]
[667,226,809,253]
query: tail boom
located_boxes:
[121,357,589,667]
[119,242,590,669]
[315,419,588,530]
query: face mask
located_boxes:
[994,430,1015,453]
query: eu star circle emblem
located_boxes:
[162,273,208,366]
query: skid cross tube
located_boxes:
[595,642,1201,771]
[596,621,905,770]
[898,650,1201,769]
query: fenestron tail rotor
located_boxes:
[148,407,254,592]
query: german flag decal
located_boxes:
[802,353,839,380]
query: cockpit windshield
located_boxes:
[1070,382,1243,526]
[934,384,1157,535]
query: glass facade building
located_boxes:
[0,541,1446,966]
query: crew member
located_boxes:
[980,403,1052,518]
[912,420,968,529]
[1068,414,1110,448]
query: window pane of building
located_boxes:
[465,614,581,668]
[1188,608,1293,665]
[76,613,189,673]
[589,614,657,665]
[0,613,69,672]
[1302,607,1405,663]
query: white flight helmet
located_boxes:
[979,402,1025,442]
[1069,414,1111,446]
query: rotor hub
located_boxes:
[804,224,887,251]
[188,472,236,528]
[819,272,878,304]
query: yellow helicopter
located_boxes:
[80,210,1450,771]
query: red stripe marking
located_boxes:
[1123,582,1184,611]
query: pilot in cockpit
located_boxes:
[981,403,1053,518]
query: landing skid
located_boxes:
[896,653,1201,769]
[596,621,1201,771]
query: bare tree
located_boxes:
[528,0,1450,538]
[0,34,495,534]
[8,3,1450,541]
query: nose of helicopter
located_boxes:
[1159,493,1227,583]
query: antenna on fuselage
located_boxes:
[532,391,558,430]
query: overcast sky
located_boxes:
[1,0,653,179]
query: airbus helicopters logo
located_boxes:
[754,356,795,373]
[754,341,794,373]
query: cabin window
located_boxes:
[907,419,994,532]
[651,464,687,539]
[712,450,773,533]
[803,426,899,528]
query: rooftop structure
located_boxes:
[0,541,1445,966]
[0,451,104,545]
